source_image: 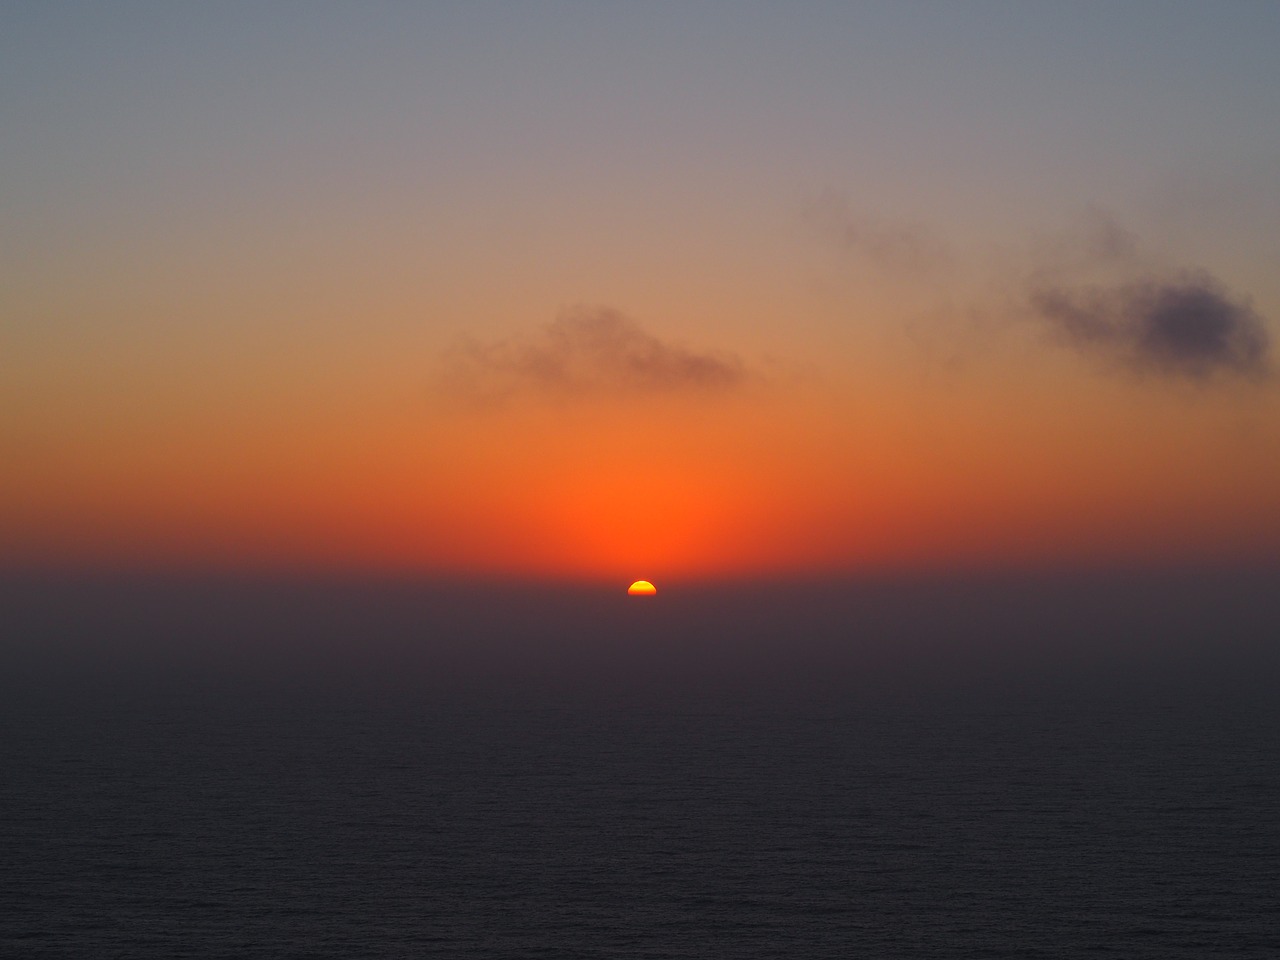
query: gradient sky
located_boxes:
[5,2,1280,581]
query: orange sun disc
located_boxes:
[627,580,657,596]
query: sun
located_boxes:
[627,580,657,596]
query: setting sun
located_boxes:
[627,580,657,596]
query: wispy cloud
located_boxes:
[805,190,949,274]
[440,308,752,407]
[1030,272,1270,382]
[1024,209,1143,278]
[819,204,1275,387]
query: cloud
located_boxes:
[1025,209,1142,277]
[440,308,751,406]
[805,190,948,273]
[1030,272,1270,381]
[803,198,1272,387]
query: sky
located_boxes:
[5,2,1280,584]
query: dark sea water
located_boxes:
[2,574,1279,957]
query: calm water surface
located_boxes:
[3,674,1278,958]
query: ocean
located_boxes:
[2,573,1278,957]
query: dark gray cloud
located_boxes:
[1030,273,1270,381]
[441,308,750,405]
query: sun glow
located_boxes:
[627,580,657,596]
